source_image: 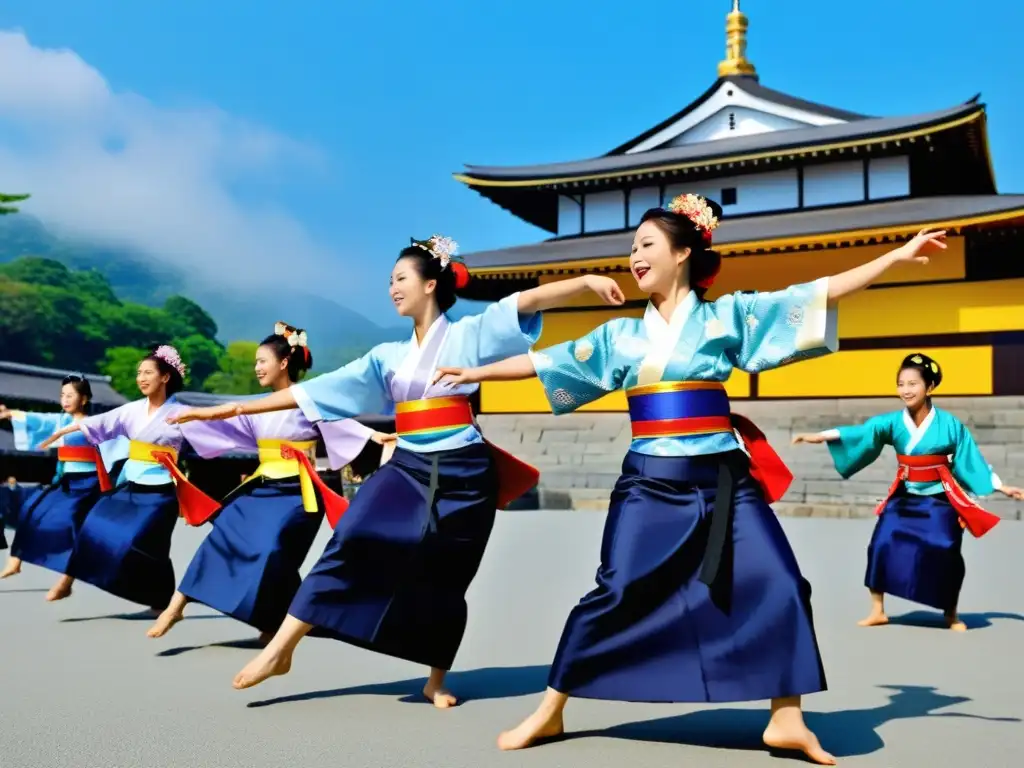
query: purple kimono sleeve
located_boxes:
[79,405,130,445]
[179,416,257,458]
[317,419,375,470]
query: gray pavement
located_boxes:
[2,514,1022,768]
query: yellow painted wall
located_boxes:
[758,346,993,397]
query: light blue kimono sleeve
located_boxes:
[719,277,839,372]
[10,410,67,451]
[291,348,391,423]
[950,419,997,496]
[825,413,895,479]
[528,321,628,416]
[458,292,543,365]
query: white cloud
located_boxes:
[0,29,352,298]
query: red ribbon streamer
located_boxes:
[150,451,222,527]
[279,445,350,529]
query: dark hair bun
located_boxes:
[260,327,313,383]
[898,353,942,390]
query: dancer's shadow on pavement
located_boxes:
[887,610,1024,630]
[62,611,226,623]
[0,588,50,594]
[247,664,550,708]
[157,637,267,656]
[564,684,1019,759]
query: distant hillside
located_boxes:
[0,215,404,367]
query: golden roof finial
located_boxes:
[717,0,757,78]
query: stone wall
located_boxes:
[479,396,1024,519]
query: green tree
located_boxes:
[203,341,263,395]
[164,295,218,339]
[173,333,223,389]
[0,193,29,215]
[100,346,149,398]
[1,256,71,287]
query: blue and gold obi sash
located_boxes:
[627,381,734,439]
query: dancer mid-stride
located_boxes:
[170,235,626,707]
[793,353,1023,631]
[0,375,120,601]
[147,323,391,642]
[39,345,219,611]
[435,195,946,764]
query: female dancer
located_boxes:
[171,234,625,707]
[434,195,946,764]
[40,345,219,611]
[0,375,117,601]
[147,323,392,641]
[793,353,1024,631]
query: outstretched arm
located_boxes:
[827,229,945,302]
[516,275,625,315]
[170,388,298,424]
[792,429,841,445]
[37,423,81,450]
[435,354,537,386]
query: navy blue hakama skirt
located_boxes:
[548,450,826,703]
[10,474,103,574]
[865,489,964,612]
[178,478,325,634]
[66,482,180,610]
[289,444,498,670]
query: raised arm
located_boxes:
[515,275,625,315]
[170,388,298,424]
[827,228,946,302]
[793,415,894,480]
[951,421,1024,500]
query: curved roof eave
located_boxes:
[454,101,983,188]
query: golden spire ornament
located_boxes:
[717,0,757,78]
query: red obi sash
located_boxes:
[129,441,222,528]
[876,454,1001,538]
[394,396,539,509]
[57,445,112,492]
[625,381,793,504]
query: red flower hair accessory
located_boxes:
[666,193,720,244]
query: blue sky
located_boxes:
[1,0,1021,323]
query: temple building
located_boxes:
[456,0,1024,415]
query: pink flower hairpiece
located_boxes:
[666,194,720,243]
[153,345,187,378]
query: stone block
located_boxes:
[586,472,621,489]
[519,428,544,444]
[543,441,587,455]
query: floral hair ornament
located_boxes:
[666,193,720,244]
[410,234,471,289]
[274,321,310,363]
[153,345,187,378]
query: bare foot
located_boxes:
[763,721,837,765]
[857,612,888,627]
[146,609,184,638]
[45,579,73,602]
[0,558,21,579]
[423,681,458,709]
[257,631,274,647]
[946,617,967,632]
[497,709,565,751]
[232,648,292,690]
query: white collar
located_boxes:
[410,312,448,351]
[903,405,936,454]
[642,290,699,339]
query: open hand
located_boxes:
[999,485,1024,501]
[370,431,397,446]
[791,432,826,445]
[432,367,481,387]
[0,404,10,421]
[583,275,626,306]
[893,228,946,265]
[167,403,240,424]
[37,434,59,451]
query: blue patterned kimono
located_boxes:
[531,278,837,703]
[285,293,541,669]
[6,410,120,574]
[823,406,1002,612]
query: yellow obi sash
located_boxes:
[238,439,319,512]
[129,440,179,464]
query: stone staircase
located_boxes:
[479,396,1024,519]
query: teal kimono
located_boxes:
[823,406,1002,612]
